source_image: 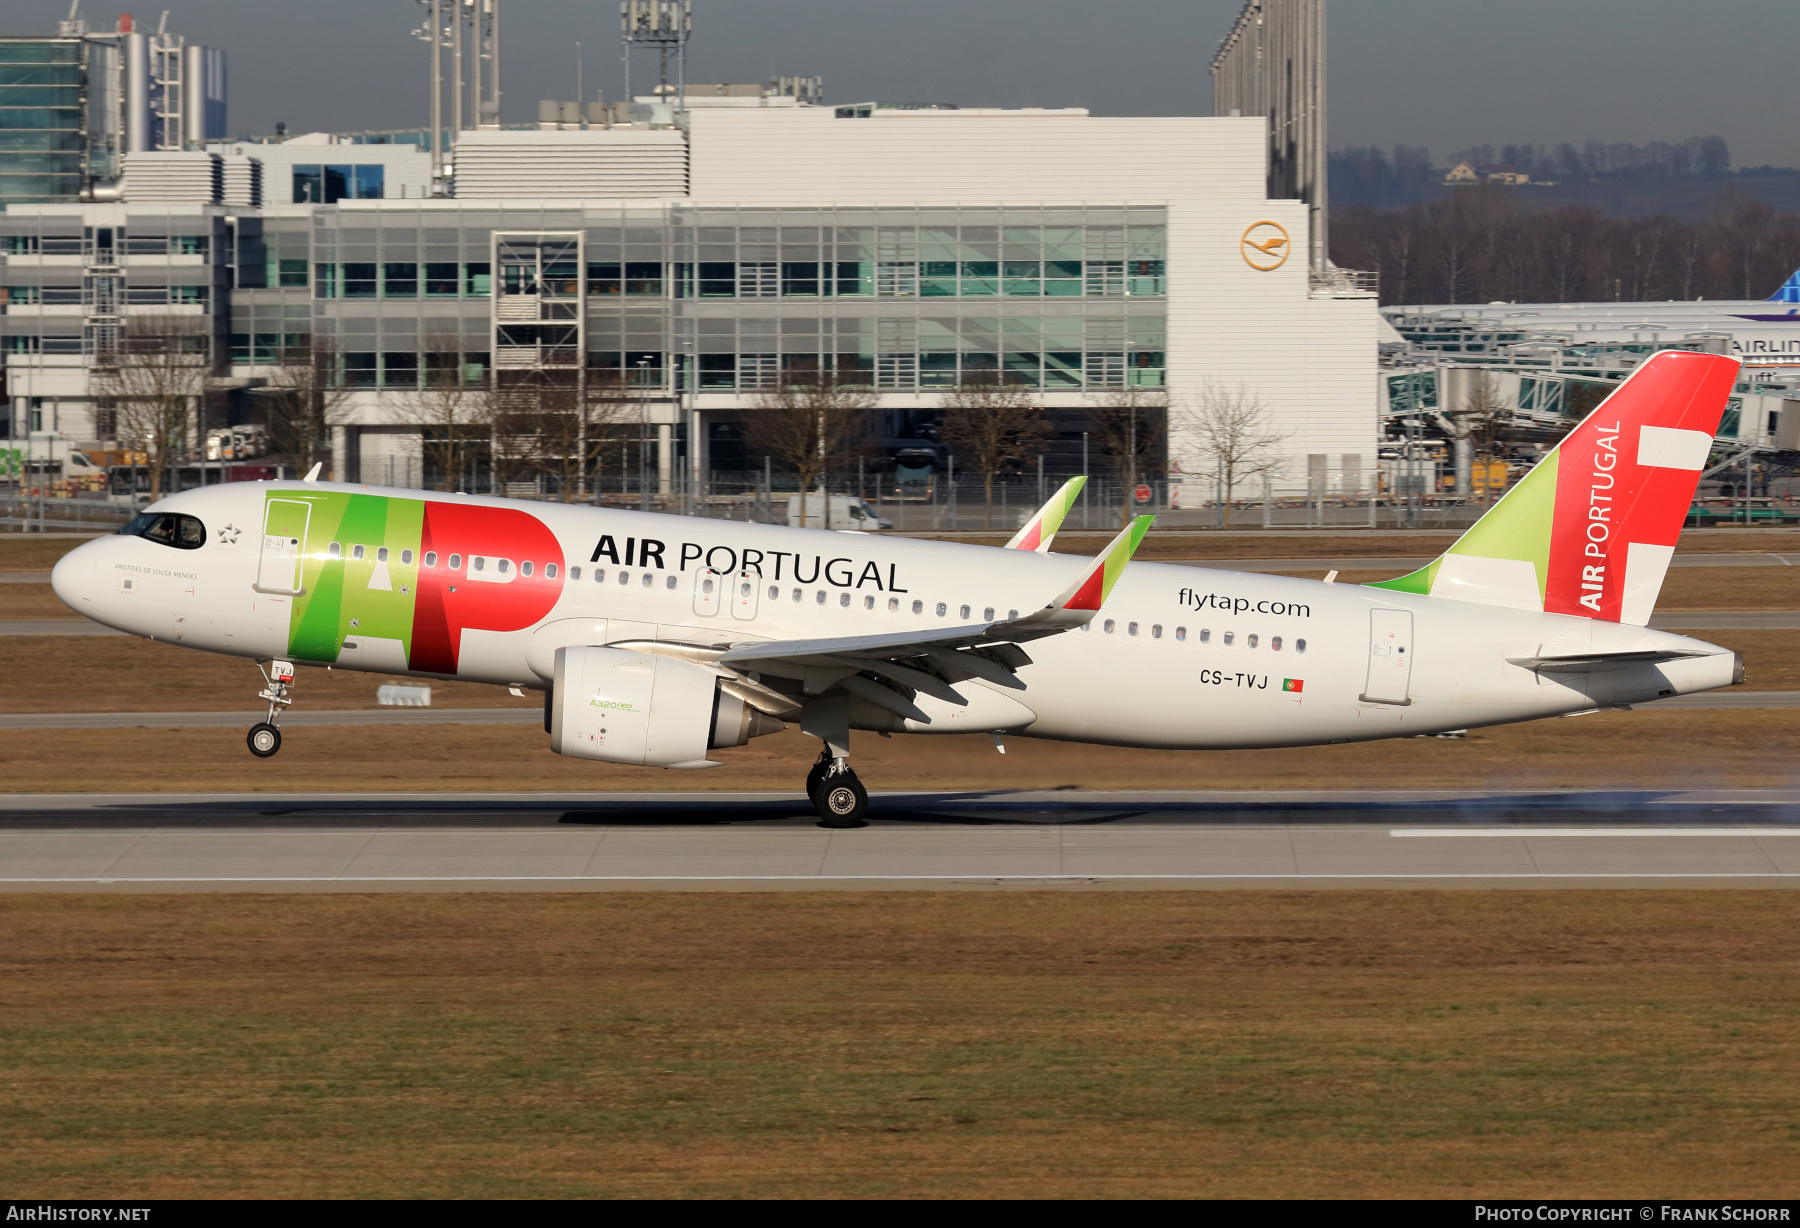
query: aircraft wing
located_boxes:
[715,516,1153,722]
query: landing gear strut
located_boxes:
[248,659,295,759]
[801,697,867,828]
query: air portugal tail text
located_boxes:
[1543,351,1736,624]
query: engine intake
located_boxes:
[548,645,783,768]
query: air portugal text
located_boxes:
[590,534,910,592]
[1578,420,1620,613]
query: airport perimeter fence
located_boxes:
[0,469,1498,536]
[0,490,134,534]
[617,469,1498,533]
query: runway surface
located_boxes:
[5,788,1800,891]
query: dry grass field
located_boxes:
[2,890,1798,1199]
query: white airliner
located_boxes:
[51,350,1743,825]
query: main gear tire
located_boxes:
[815,770,868,828]
[805,760,831,805]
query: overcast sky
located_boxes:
[21,0,1800,167]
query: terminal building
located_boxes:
[1,0,1380,506]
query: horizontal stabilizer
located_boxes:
[1506,649,1710,670]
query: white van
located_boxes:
[785,493,893,531]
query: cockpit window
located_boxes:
[118,512,206,550]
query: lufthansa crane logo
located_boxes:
[1240,220,1291,271]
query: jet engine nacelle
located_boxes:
[548,645,783,768]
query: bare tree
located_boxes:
[487,369,637,502]
[93,314,212,500]
[392,326,489,492]
[1088,384,1170,527]
[260,336,353,479]
[1178,381,1287,523]
[741,367,879,528]
[937,374,1050,529]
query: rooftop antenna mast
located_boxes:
[620,0,690,114]
[414,0,500,193]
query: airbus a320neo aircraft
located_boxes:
[52,350,1743,825]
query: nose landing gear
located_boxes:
[248,659,295,758]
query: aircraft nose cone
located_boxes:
[50,542,96,613]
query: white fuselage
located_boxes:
[51,481,1738,750]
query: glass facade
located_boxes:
[0,40,98,206]
[291,164,386,204]
[5,202,1166,393]
[242,203,1168,391]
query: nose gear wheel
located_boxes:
[247,722,282,758]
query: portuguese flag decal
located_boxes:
[1282,679,1304,693]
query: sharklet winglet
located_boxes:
[1005,476,1089,553]
[1051,515,1153,613]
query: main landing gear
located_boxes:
[808,748,868,828]
[801,696,868,827]
[247,659,295,758]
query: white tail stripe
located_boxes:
[1637,425,1712,470]
[1619,541,1675,626]
[1430,553,1541,611]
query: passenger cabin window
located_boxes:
[840,592,851,607]
[329,542,342,558]
[350,545,365,560]
[1103,619,1115,633]
[888,598,899,611]
[816,591,827,604]
[521,561,532,577]
[1199,629,1211,643]
[1151,624,1163,639]
[448,554,462,570]
[568,565,578,580]
[496,559,510,575]
[768,585,780,600]
[984,607,994,621]
[377,547,389,562]
[936,602,947,616]
[1247,633,1258,648]
[864,595,875,609]
[1175,626,1186,641]
[1296,638,1307,653]
[960,604,971,619]
[119,512,205,550]
[545,563,557,579]
[424,551,438,567]
[1272,636,1283,650]
[666,575,677,589]
[1223,631,1235,645]
[911,600,923,614]
[643,574,654,588]
[401,549,413,565]
[473,557,486,572]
